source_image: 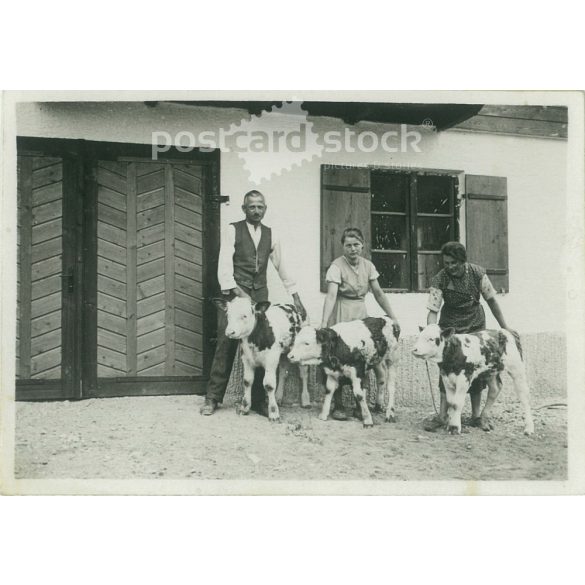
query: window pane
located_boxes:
[417,253,442,290]
[417,217,452,250]
[372,214,407,251]
[417,175,454,214]
[372,252,409,289]
[371,172,409,212]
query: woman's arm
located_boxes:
[486,297,508,329]
[320,282,339,328]
[370,279,398,322]
[427,310,438,325]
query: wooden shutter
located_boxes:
[465,175,509,292]
[320,165,371,292]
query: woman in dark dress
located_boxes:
[424,242,517,432]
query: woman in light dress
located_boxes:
[321,227,400,421]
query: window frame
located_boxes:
[368,165,464,293]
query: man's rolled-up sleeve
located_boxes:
[270,230,297,294]
[217,223,237,291]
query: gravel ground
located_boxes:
[14,395,567,482]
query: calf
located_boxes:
[412,324,534,435]
[288,317,400,427]
[214,297,310,422]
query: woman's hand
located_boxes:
[504,327,521,346]
[391,320,401,339]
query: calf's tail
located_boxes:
[505,328,523,359]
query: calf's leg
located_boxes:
[384,360,397,423]
[349,370,374,428]
[319,375,339,421]
[507,363,535,435]
[445,374,468,434]
[299,364,311,408]
[239,357,255,415]
[478,375,502,431]
[373,362,386,414]
[275,360,288,406]
[263,355,281,422]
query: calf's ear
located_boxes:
[441,327,455,339]
[254,301,271,314]
[212,297,228,312]
[316,327,334,344]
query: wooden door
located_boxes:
[93,158,212,396]
[16,153,82,400]
[15,138,220,400]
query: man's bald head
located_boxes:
[243,190,266,205]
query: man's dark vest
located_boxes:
[232,220,272,291]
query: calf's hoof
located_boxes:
[237,405,250,416]
[269,416,281,424]
[318,413,329,422]
[385,414,397,423]
[448,425,461,435]
[363,421,374,429]
[479,417,494,432]
[524,424,534,436]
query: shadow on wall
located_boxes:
[223,333,567,408]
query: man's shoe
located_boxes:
[331,408,348,421]
[200,398,218,416]
[423,415,445,432]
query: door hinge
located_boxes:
[208,195,230,209]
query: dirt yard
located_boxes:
[14,394,567,481]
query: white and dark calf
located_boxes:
[413,324,534,435]
[214,297,310,422]
[288,317,400,427]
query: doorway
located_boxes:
[16,138,220,400]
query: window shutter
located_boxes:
[465,175,509,292]
[320,165,371,292]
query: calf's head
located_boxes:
[288,325,323,365]
[412,324,454,361]
[213,297,271,339]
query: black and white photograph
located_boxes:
[0,90,583,495]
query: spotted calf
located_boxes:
[288,317,400,427]
[213,297,310,422]
[413,324,534,435]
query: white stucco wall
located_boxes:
[16,101,567,336]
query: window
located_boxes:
[320,165,509,293]
[371,170,459,291]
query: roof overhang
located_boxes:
[155,101,483,131]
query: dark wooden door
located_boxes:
[15,138,220,401]
[16,153,83,400]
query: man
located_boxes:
[423,241,517,431]
[200,190,307,416]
